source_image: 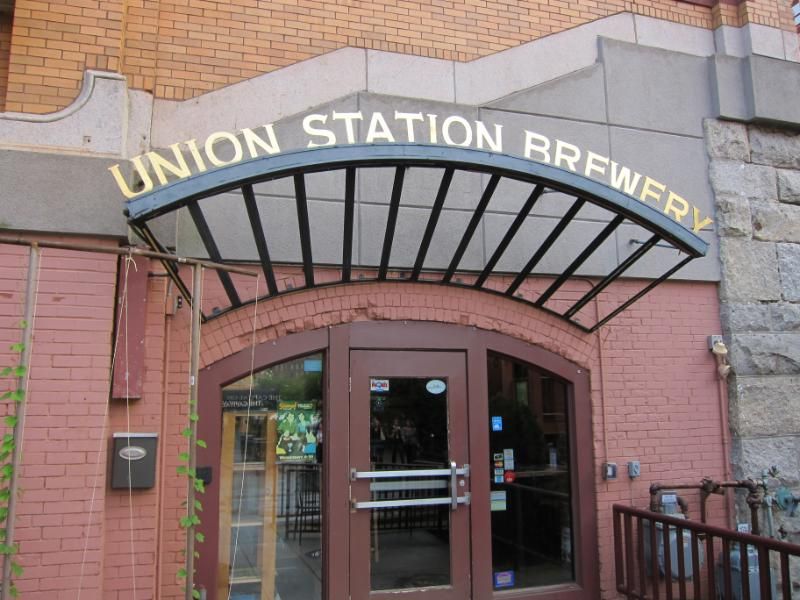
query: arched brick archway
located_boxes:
[197,279,598,371]
[193,278,603,600]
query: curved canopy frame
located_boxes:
[125,144,708,333]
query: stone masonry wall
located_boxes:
[706,120,800,552]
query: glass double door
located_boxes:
[349,351,471,600]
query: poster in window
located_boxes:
[275,400,321,463]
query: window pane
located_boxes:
[221,353,324,600]
[487,352,573,590]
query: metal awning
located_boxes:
[125,144,708,333]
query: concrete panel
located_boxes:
[417,208,486,272]
[367,51,455,103]
[483,213,619,276]
[744,23,788,60]
[711,56,753,122]
[633,15,715,57]
[601,38,713,136]
[608,127,719,279]
[615,221,720,281]
[175,209,208,259]
[126,89,154,159]
[357,204,484,272]
[180,193,330,265]
[454,13,636,105]
[0,150,128,237]
[0,71,128,156]
[152,47,368,147]
[748,55,800,126]
[783,31,800,63]
[199,192,260,260]
[487,64,607,123]
[714,26,747,58]
[476,109,611,216]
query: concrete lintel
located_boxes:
[366,51,455,103]
[633,14,716,56]
[0,71,129,156]
[151,47,368,148]
[454,13,636,105]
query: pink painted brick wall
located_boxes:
[0,249,728,600]
[0,238,118,600]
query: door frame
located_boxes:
[348,350,471,600]
[197,321,598,600]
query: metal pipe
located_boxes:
[0,244,39,600]
[185,265,202,600]
[0,235,257,277]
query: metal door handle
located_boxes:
[350,462,470,511]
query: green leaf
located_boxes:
[19,320,27,329]
[1,464,13,480]
[4,416,17,428]
[188,413,199,422]
[177,567,187,579]
[181,428,192,438]
[13,367,25,378]
[0,368,12,377]
[193,479,205,493]
[176,465,188,475]
[179,516,192,528]
[9,344,23,353]
[178,452,189,462]
[194,499,203,511]
[10,561,22,576]
[9,584,17,598]
[196,439,207,449]
[192,588,201,599]
[195,532,205,543]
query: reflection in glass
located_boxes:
[487,353,573,590]
[220,353,323,600]
[368,377,451,591]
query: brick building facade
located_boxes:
[0,0,798,599]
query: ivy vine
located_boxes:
[176,388,207,599]
[0,320,28,598]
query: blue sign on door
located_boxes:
[491,416,503,432]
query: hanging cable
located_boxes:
[228,275,261,600]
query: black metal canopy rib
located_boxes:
[124,144,708,332]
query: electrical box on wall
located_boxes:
[110,433,158,489]
[602,462,617,480]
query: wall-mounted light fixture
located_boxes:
[708,335,731,379]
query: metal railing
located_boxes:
[613,504,800,599]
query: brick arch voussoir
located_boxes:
[198,282,596,369]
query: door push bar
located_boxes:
[351,461,470,511]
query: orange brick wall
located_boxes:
[0,0,716,114]
[1,0,796,114]
[0,12,12,112]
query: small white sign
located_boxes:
[370,379,390,392]
[491,491,507,511]
[426,379,446,394]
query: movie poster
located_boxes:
[275,400,321,463]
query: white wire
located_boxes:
[228,275,261,600]
[78,253,131,599]
[124,254,138,599]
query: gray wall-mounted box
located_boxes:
[111,432,158,489]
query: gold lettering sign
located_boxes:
[111,111,713,233]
